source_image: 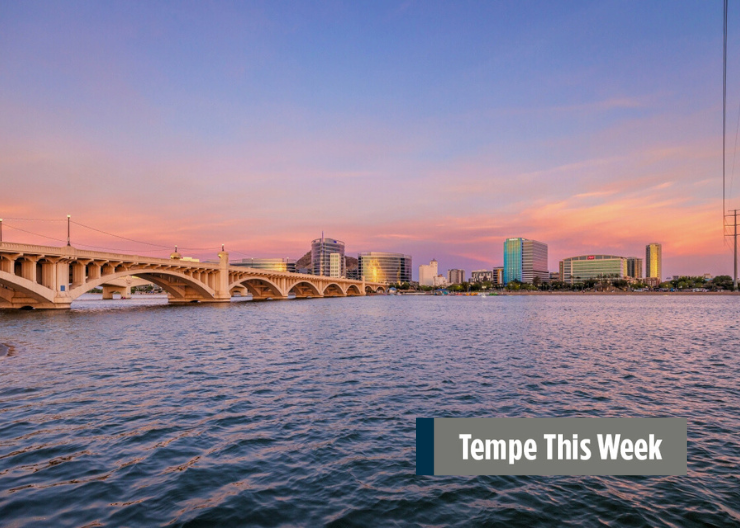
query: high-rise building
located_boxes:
[447,269,465,284]
[503,238,548,284]
[419,259,438,286]
[559,255,628,284]
[232,258,296,273]
[626,257,643,280]
[358,252,412,283]
[311,236,345,278]
[646,243,662,280]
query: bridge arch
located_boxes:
[323,282,345,297]
[229,277,284,300]
[69,269,217,302]
[0,270,57,308]
[345,284,362,296]
[288,280,322,298]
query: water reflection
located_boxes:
[0,295,739,526]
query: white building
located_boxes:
[433,274,448,287]
[419,259,438,286]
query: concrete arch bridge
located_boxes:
[0,242,386,310]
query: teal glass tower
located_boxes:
[503,238,523,283]
[503,237,549,284]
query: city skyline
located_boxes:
[3,2,740,277]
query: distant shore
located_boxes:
[499,291,739,295]
[400,291,740,296]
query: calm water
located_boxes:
[1,294,739,527]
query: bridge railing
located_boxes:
[0,242,386,286]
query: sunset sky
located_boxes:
[2,1,739,278]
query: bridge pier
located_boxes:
[0,288,71,310]
[102,284,131,300]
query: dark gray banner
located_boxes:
[421,418,686,475]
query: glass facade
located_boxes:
[311,237,345,278]
[503,238,523,283]
[559,255,627,284]
[626,257,643,279]
[504,238,548,284]
[232,258,296,273]
[358,252,412,283]
[646,243,662,280]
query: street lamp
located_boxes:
[66,215,71,246]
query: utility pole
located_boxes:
[723,3,734,291]
[727,209,739,291]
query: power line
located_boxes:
[71,220,176,249]
[2,216,275,258]
[1,223,187,254]
[70,220,219,251]
[729,99,740,207]
[0,217,65,222]
[73,243,174,254]
[3,223,68,243]
[724,0,728,222]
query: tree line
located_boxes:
[388,275,736,292]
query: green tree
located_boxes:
[506,280,522,291]
[712,275,734,290]
[613,279,628,290]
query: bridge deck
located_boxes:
[0,242,386,309]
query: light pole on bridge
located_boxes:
[67,215,71,246]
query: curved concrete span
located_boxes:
[0,242,387,309]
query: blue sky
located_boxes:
[1,1,737,277]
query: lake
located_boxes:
[1,294,739,526]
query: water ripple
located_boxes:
[1,295,739,526]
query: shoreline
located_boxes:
[400,291,740,296]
